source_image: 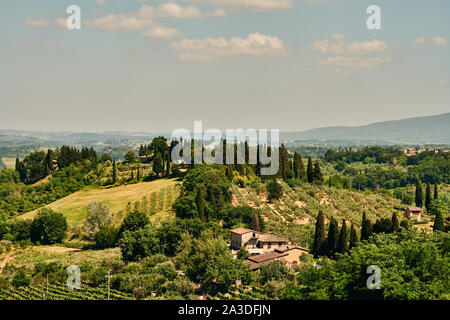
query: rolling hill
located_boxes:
[19,179,180,226]
[281,112,450,143]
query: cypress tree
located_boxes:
[245,141,249,165]
[255,144,261,177]
[293,152,305,180]
[196,186,206,222]
[137,164,140,181]
[131,170,134,181]
[361,212,372,242]
[249,212,261,232]
[434,183,439,200]
[425,183,432,213]
[312,210,326,257]
[349,223,359,249]
[112,159,117,184]
[313,161,324,183]
[153,153,163,176]
[165,151,171,176]
[306,157,313,183]
[222,139,227,165]
[15,158,20,171]
[433,212,444,232]
[391,212,400,232]
[326,218,339,257]
[337,219,349,254]
[415,179,423,208]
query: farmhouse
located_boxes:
[230,227,290,255]
[242,246,310,270]
[405,207,422,221]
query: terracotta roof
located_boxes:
[247,251,287,263]
[231,227,254,235]
[258,234,289,243]
[243,260,260,270]
[407,207,423,211]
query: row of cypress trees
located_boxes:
[415,179,439,211]
[312,210,359,258]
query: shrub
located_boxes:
[95,226,119,249]
[30,208,68,245]
[12,269,31,288]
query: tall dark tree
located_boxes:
[267,179,283,201]
[244,141,249,165]
[361,212,372,242]
[249,212,261,232]
[112,159,117,184]
[196,186,206,222]
[433,212,444,232]
[349,223,359,250]
[165,151,171,176]
[434,183,439,201]
[137,163,140,181]
[391,212,400,232]
[293,152,305,180]
[415,179,423,208]
[222,139,227,166]
[326,218,339,257]
[337,219,349,254]
[425,183,432,213]
[255,144,261,177]
[306,157,313,183]
[15,158,20,171]
[312,210,326,257]
[153,153,163,176]
[313,161,324,183]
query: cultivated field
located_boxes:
[19,179,180,226]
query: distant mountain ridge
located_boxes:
[0,113,449,145]
[281,113,450,143]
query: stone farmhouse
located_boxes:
[230,227,310,270]
[405,207,422,221]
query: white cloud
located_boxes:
[413,36,448,46]
[84,3,227,39]
[139,3,227,18]
[430,37,448,46]
[319,56,392,69]
[85,14,155,30]
[141,26,182,39]
[181,0,294,12]
[170,33,290,62]
[310,34,388,56]
[25,18,50,27]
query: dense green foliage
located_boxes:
[282,231,450,300]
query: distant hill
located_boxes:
[281,113,450,144]
[1,113,449,145]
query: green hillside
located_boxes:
[19,179,180,226]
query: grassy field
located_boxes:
[19,179,180,226]
[1,157,16,169]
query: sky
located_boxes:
[0,0,449,133]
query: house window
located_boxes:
[278,242,282,246]
[268,243,271,249]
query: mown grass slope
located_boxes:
[19,179,180,226]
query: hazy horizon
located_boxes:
[1,0,449,132]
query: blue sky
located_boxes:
[0,0,449,132]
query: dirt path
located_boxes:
[0,252,15,272]
[36,246,82,254]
